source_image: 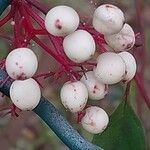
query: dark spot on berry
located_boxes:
[77,112,86,123]
[55,19,62,30]
[94,85,98,89]
[89,121,94,126]
[15,62,18,66]
[16,72,26,80]
[126,43,133,49]
[106,5,114,8]
[90,54,93,58]
[93,90,96,93]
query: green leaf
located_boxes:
[92,101,146,150]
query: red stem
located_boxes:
[134,74,150,109]
[24,4,45,28]
[0,6,15,27]
[34,72,55,79]
[134,0,146,77]
[25,0,49,15]
[32,36,65,65]
[13,10,22,47]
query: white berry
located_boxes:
[81,106,109,134]
[63,30,96,63]
[105,23,135,52]
[5,48,38,80]
[94,52,126,84]
[60,81,88,113]
[10,78,41,110]
[80,71,108,100]
[45,5,79,37]
[118,52,137,82]
[93,4,125,35]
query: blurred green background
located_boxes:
[0,0,150,150]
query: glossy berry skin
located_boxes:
[94,52,126,85]
[81,106,109,134]
[105,23,135,52]
[10,78,41,110]
[45,5,79,37]
[5,48,38,80]
[60,81,88,113]
[63,30,96,63]
[93,4,125,35]
[80,71,108,100]
[118,52,137,82]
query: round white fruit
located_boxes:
[94,52,126,84]
[93,4,125,35]
[10,78,41,110]
[60,81,88,113]
[118,52,137,82]
[63,30,96,63]
[105,23,135,52]
[81,106,109,134]
[80,71,108,100]
[45,5,79,37]
[5,48,38,80]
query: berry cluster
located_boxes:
[45,4,136,134]
[0,1,139,134]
